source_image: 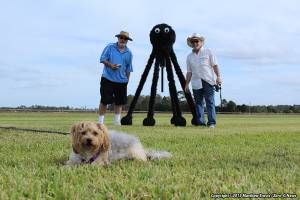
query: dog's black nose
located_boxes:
[86,138,92,145]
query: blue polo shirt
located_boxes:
[100,43,133,83]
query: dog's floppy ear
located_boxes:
[70,124,77,135]
[96,123,108,133]
[70,123,80,154]
[97,123,110,152]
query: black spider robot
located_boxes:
[121,23,198,126]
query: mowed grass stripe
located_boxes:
[0,112,299,199]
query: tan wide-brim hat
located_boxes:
[187,33,205,47]
[115,31,133,41]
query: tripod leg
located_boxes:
[170,50,199,125]
[169,88,177,125]
[167,67,177,125]
[159,57,176,122]
[143,60,160,126]
[121,51,156,125]
[165,56,186,126]
[159,57,177,124]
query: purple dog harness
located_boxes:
[80,148,102,164]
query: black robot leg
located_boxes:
[170,50,199,125]
[121,52,156,125]
[165,57,186,126]
[143,60,160,126]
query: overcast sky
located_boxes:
[1,0,299,108]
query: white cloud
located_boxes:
[1,0,300,107]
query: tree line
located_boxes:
[120,94,300,113]
[1,93,300,113]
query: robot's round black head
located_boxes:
[150,23,176,49]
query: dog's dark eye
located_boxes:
[81,131,86,135]
[92,131,98,136]
[164,27,170,33]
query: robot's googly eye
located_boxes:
[154,28,160,33]
[164,27,170,33]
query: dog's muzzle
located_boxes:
[85,138,93,147]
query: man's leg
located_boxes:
[98,103,107,124]
[203,81,216,126]
[114,105,122,125]
[193,89,206,126]
[113,82,127,125]
[99,77,113,125]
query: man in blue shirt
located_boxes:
[98,31,133,125]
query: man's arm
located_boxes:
[125,53,133,81]
[126,72,130,80]
[212,65,221,85]
[100,45,118,70]
[184,72,192,92]
[101,60,119,70]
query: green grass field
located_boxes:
[0,112,299,199]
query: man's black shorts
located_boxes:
[100,77,127,105]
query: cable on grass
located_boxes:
[0,126,69,135]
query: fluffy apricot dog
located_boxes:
[66,121,171,165]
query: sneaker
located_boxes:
[208,125,215,128]
[114,121,121,126]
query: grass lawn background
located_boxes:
[0,112,299,199]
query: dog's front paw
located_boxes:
[65,159,82,166]
[92,159,110,166]
[65,160,72,165]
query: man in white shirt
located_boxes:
[184,33,222,128]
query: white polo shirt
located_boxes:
[186,46,218,89]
